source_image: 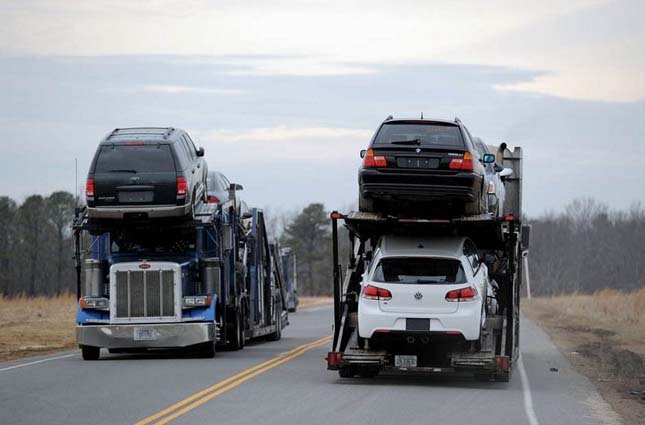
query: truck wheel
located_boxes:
[359,368,378,378]
[494,371,511,382]
[81,345,100,361]
[474,373,494,382]
[358,194,374,212]
[338,367,355,378]
[227,311,244,350]
[267,307,282,341]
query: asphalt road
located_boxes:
[0,306,622,425]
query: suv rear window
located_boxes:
[94,145,175,173]
[371,257,466,284]
[374,123,464,147]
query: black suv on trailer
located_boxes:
[86,127,208,219]
[358,117,493,216]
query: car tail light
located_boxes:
[85,178,95,198]
[448,152,474,171]
[362,284,392,300]
[362,149,387,168]
[445,286,477,302]
[208,195,220,204]
[176,177,188,196]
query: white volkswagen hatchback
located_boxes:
[357,235,491,343]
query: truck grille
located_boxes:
[115,270,176,318]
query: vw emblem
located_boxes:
[414,291,423,300]
[415,148,421,154]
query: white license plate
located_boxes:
[395,355,417,368]
[133,327,157,341]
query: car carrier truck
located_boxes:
[327,145,528,381]
[73,189,288,360]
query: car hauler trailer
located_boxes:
[280,247,299,312]
[326,145,527,381]
[73,194,288,360]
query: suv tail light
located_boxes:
[208,195,220,204]
[445,286,477,302]
[362,149,388,168]
[176,177,188,196]
[362,285,392,300]
[449,152,474,171]
[85,178,95,198]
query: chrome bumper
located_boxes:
[87,204,191,219]
[76,322,215,349]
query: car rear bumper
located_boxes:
[359,169,482,202]
[357,300,482,341]
[87,204,191,219]
[76,322,215,349]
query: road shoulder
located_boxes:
[524,300,644,425]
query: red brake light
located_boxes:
[176,177,188,196]
[363,149,387,168]
[448,152,474,171]
[362,285,392,300]
[208,195,220,204]
[125,141,145,146]
[445,286,477,302]
[85,178,95,197]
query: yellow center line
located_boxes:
[135,336,331,425]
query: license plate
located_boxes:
[395,355,417,368]
[406,318,430,331]
[118,191,153,203]
[396,157,440,169]
[133,327,157,341]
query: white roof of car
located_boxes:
[378,235,467,259]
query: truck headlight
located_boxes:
[183,295,212,309]
[79,296,109,310]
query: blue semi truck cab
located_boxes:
[73,198,288,360]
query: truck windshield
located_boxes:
[110,229,195,255]
[95,145,175,173]
[371,257,466,284]
[374,123,464,147]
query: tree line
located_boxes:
[0,193,643,297]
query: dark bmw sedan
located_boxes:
[358,117,493,216]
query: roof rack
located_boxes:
[385,115,393,121]
[454,117,462,124]
[162,127,175,140]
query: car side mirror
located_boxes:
[499,168,513,178]
[482,153,495,163]
[196,147,205,157]
[360,149,366,159]
[229,183,243,191]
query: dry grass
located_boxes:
[524,288,645,355]
[524,289,645,425]
[0,294,77,361]
[298,296,333,310]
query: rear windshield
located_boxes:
[94,145,175,173]
[374,123,464,147]
[371,257,466,284]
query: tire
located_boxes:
[358,193,375,212]
[495,370,511,382]
[267,305,282,341]
[81,345,100,361]
[226,310,244,351]
[359,368,378,378]
[474,373,494,382]
[338,367,355,378]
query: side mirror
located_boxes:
[360,149,366,159]
[229,183,244,191]
[482,153,495,164]
[196,147,205,157]
[499,168,513,178]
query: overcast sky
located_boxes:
[1,0,644,216]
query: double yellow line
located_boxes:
[135,336,331,425]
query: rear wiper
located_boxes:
[109,169,137,173]
[391,139,421,145]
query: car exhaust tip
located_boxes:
[406,336,416,344]
[420,336,430,344]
